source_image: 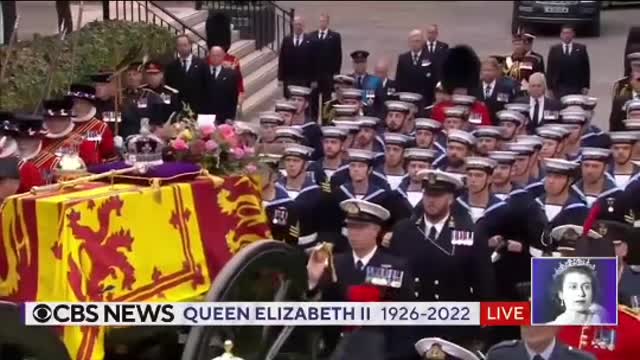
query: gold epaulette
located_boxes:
[620,305,640,320]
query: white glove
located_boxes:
[114,136,124,148]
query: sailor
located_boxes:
[338,88,366,116]
[472,126,504,156]
[557,109,589,161]
[273,126,305,176]
[257,153,299,245]
[274,100,298,126]
[571,147,622,208]
[307,126,348,191]
[536,125,571,161]
[450,94,485,127]
[234,121,258,149]
[414,337,482,360]
[0,112,45,193]
[625,118,640,161]
[68,83,118,162]
[140,60,180,113]
[34,97,102,182]
[433,129,475,174]
[277,144,323,250]
[332,118,360,151]
[608,131,640,188]
[257,111,285,146]
[486,283,596,360]
[441,106,470,132]
[395,147,438,210]
[502,142,540,195]
[458,156,508,225]
[496,109,526,142]
[396,91,425,131]
[388,169,495,346]
[581,96,610,148]
[351,116,385,163]
[376,132,411,189]
[383,100,412,134]
[287,85,324,160]
[413,117,447,154]
[529,158,589,257]
[516,134,545,181]
[306,199,413,357]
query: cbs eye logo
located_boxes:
[32,304,53,323]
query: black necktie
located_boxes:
[533,98,540,124]
[428,226,437,241]
[321,32,325,40]
[413,53,418,65]
[485,84,492,99]
[358,76,363,88]
[533,355,544,360]
[356,260,364,272]
[430,43,434,53]
[182,59,187,73]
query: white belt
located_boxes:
[298,232,318,246]
[341,227,348,237]
[529,246,543,258]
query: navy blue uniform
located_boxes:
[277,175,324,250]
[571,177,622,209]
[581,125,610,148]
[299,122,324,160]
[329,167,390,191]
[264,184,300,245]
[307,159,348,192]
[530,194,589,256]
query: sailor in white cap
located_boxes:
[502,142,541,195]
[395,148,439,209]
[384,100,412,134]
[414,118,447,153]
[377,132,411,190]
[489,151,520,200]
[415,337,481,360]
[307,126,349,191]
[531,158,589,257]
[460,156,507,223]
[332,119,360,149]
[442,106,470,132]
[333,103,360,118]
[559,109,589,161]
[610,97,640,132]
[571,147,621,208]
[274,100,298,125]
[387,168,495,344]
[472,126,504,156]
[452,94,487,125]
[568,96,609,149]
[496,109,525,142]
[353,116,385,159]
[277,143,323,250]
[327,148,392,253]
[258,111,285,145]
[434,129,475,174]
[396,92,424,133]
[286,85,324,160]
[257,153,299,245]
[321,76,357,124]
[275,126,305,145]
[340,88,365,109]
[609,131,640,188]
[536,125,570,160]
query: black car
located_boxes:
[512,1,601,36]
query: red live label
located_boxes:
[480,302,530,326]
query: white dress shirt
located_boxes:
[423,214,449,240]
[294,34,303,46]
[530,96,545,124]
[211,65,222,78]
[563,42,573,55]
[318,29,328,40]
[353,246,378,268]
[524,337,556,360]
[412,50,422,64]
[426,41,437,53]
[483,79,496,98]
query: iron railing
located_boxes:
[205,1,294,53]
[102,1,209,58]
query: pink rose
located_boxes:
[244,164,257,173]
[243,146,255,157]
[200,124,215,136]
[218,124,235,139]
[205,139,219,152]
[172,138,189,151]
[231,146,246,159]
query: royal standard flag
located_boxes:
[0,176,270,360]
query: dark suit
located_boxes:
[424,40,449,79]
[309,29,342,115]
[278,33,316,97]
[487,339,596,360]
[514,95,562,133]
[165,55,208,114]
[547,42,590,98]
[395,48,437,107]
[202,66,239,124]
[609,94,635,131]
[479,78,520,125]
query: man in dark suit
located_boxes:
[165,35,208,113]
[514,72,562,133]
[479,57,519,124]
[396,29,437,107]
[424,24,449,79]
[201,46,239,124]
[309,13,342,118]
[547,25,591,99]
[609,72,640,131]
[278,16,316,98]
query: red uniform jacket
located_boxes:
[557,305,640,360]
[223,53,245,93]
[431,100,492,126]
[17,160,45,193]
[74,117,118,162]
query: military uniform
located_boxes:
[259,153,300,245]
[433,130,475,174]
[307,126,349,191]
[395,148,439,211]
[141,61,181,113]
[608,132,640,189]
[486,339,596,360]
[0,112,46,193]
[571,148,623,208]
[374,133,411,190]
[288,85,324,160]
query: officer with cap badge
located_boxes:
[555,207,640,360]
[442,106,470,132]
[496,110,526,142]
[287,85,324,160]
[67,83,118,162]
[307,126,348,191]
[0,112,45,194]
[486,281,596,360]
[395,148,439,211]
[140,60,180,114]
[433,129,475,174]
[384,100,413,135]
[277,143,323,250]
[376,132,412,189]
[306,199,413,358]
[415,337,482,360]
[349,50,384,110]
[472,126,504,156]
[388,169,495,348]
[571,147,622,208]
[257,153,299,245]
[414,118,447,154]
[608,131,640,188]
[528,158,588,257]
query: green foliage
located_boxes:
[0,20,175,111]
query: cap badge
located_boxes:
[344,202,360,215]
[606,197,615,213]
[427,173,437,185]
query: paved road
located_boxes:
[279,1,640,130]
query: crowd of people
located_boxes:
[2,8,640,360]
